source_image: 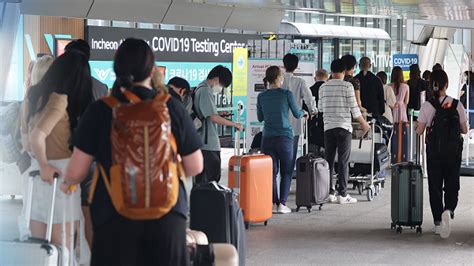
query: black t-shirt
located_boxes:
[73,86,203,228]
[407,79,428,110]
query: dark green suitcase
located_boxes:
[391,162,423,234]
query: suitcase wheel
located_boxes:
[390,223,396,230]
[416,226,422,234]
[307,206,311,213]
[296,206,300,212]
[318,204,323,211]
[245,222,250,230]
[396,227,402,234]
[366,187,375,201]
[264,221,268,226]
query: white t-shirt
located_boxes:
[417,96,467,127]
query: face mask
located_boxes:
[212,85,223,94]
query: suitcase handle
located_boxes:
[234,103,246,156]
[26,171,60,244]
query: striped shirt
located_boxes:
[319,79,362,133]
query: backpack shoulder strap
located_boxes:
[123,90,142,103]
[101,96,120,109]
[428,98,441,110]
[451,99,459,110]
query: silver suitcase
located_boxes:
[0,171,71,266]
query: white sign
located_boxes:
[246,59,315,157]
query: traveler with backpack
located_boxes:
[60,38,204,265]
[193,65,243,184]
[416,69,468,239]
[257,66,307,213]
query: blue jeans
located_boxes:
[262,135,294,205]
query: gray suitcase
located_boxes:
[0,171,69,265]
[295,154,330,212]
[391,162,423,234]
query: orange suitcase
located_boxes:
[228,153,273,229]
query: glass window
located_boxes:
[353,17,362,27]
[87,19,111,26]
[294,12,308,23]
[112,21,135,28]
[353,40,366,60]
[339,39,352,57]
[339,16,352,26]
[325,15,336,25]
[311,0,322,9]
[378,40,392,74]
[323,0,337,13]
[311,13,324,24]
[322,39,335,70]
[391,19,401,55]
[366,40,378,70]
[137,23,154,29]
[366,18,376,28]
[160,24,180,30]
[379,18,391,33]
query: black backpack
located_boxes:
[427,97,462,159]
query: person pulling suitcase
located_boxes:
[415,69,468,238]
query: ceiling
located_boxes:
[195,0,474,20]
[18,0,474,32]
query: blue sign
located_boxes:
[392,54,419,71]
[89,60,231,88]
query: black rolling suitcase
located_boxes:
[190,182,246,266]
[295,154,330,212]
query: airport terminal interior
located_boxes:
[0,0,474,265]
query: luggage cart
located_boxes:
[349,119,387,201]
[334,119,389,201]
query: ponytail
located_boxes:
[263,66,281,89]
[111,75,134,97]
[263,77,269,88]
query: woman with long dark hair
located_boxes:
[390,66,410,123]
[20,51,93,254]
[257,66,307,214]
[60,38,203,265]
[416,70,468,238]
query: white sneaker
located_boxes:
[328,194,338,203]
[432,225,442,235]
[278,204,292,214]
[440,210,452,239]
[338,194,357,204]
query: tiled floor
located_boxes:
[1,166,473,265]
